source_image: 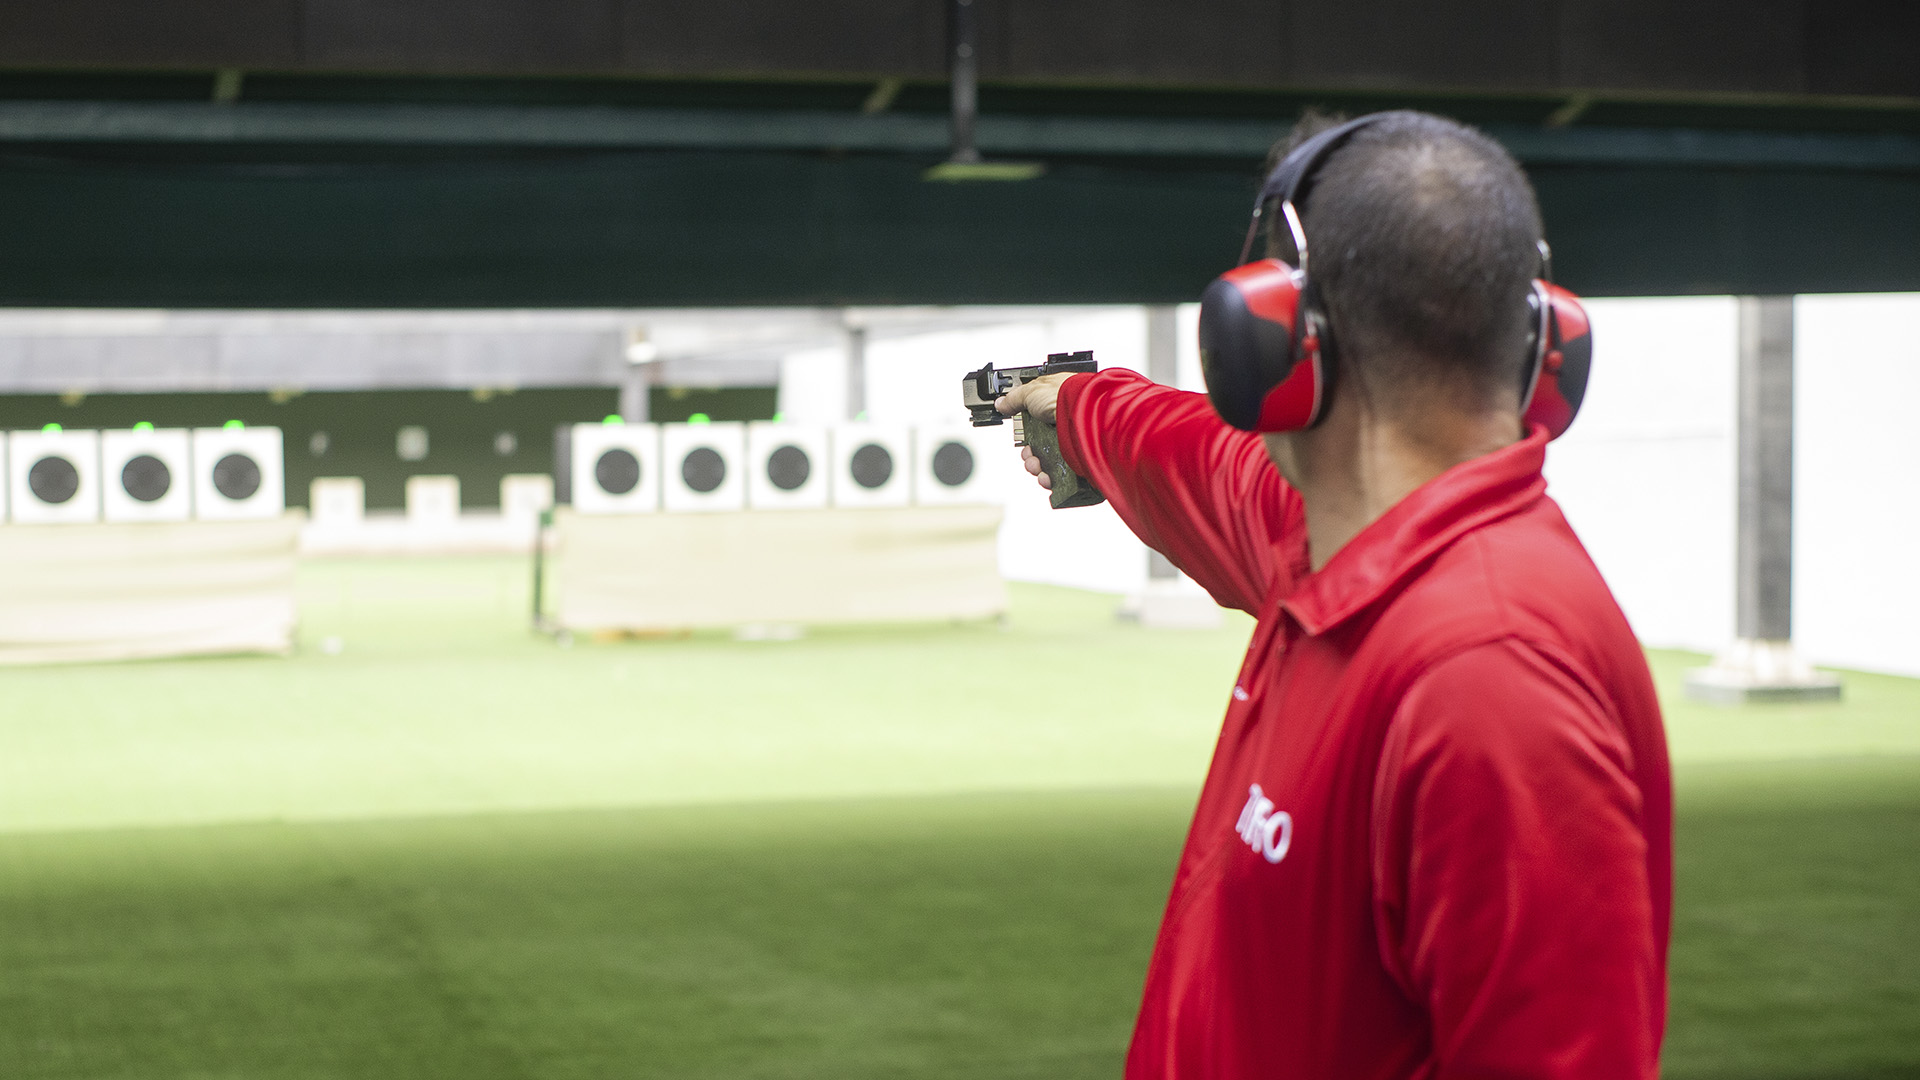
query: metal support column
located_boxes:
[1145,305,1180,583]
[618,367,651,423]
[1686,296,1840,703]
[845,321,868,420]
[1737,295,1795,642]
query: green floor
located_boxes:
[0,557,1915,1077]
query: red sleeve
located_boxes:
[1371,639,1662,1079]
[1056,369,1298,614]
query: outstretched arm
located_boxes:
[998,368,1298,614]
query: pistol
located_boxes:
[962,350,1106,509]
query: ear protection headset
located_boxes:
[1197,114,1593,438]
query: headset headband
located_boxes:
[1237,114,1391,266]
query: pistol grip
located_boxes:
[1022,409,1106,509]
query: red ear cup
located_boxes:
[1521,281,1593,440]
[1198,259,1329,433]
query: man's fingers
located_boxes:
[993,372,1072,423]
[995,382,1029,416]
[1019,446,1052,490]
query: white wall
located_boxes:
[1545,293,1920,676]
[849,309,1160,593]
[1541,297,1739,653]
[1795,295,1920,677]
[774,298,1919,677]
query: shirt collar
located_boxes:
[1278,425,1550,636]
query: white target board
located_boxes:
[8,428,101,524]
[912,425,1000,506]
[191,426,285,521]
[830,423,913,509]
[746,422,830,510]
[571,423,661,515]
[662,422,747,512]
[102,427,193,523]
[310,477,366,525]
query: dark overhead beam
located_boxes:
[1,142,1917,308]
[3,101,1919,172]
[0,0,1916,101]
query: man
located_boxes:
[998,111,1670,1079]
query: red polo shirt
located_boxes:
[1057,370,1670,1080]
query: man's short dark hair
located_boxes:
[1263,110,1545,411]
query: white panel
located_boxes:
[0,436,8,523]
[570,423,660,515]
[1795,294,1920,677]
[746,422,830,510]
[310,477,365,525]
[775,346,848,426]
[406,475,461,524]
[500,474,554,524]
[1540,297,1737,652]
[912,424,1001,506]
[101,428,193,523]
[7,428,101,524]
[191,426,285,521]
[830,423,913,508]
[662,422,747,512]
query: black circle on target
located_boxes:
[594,448,641,495]
[122,454,172,502]
[850,443,893,489]
[931,441,975,487]
[682,447,726,493]
[766,445,811,491]
[27,455,79,505]
[212,452,262,501]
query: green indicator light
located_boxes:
[603,414,623,426]
[855,410,870,421]
[223,419,245,431]
[41,423,61,434]
[132,421,154,432]
[772,411,786,423]
[687,413,711,424]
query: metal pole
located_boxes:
[948,0,981,163]
[551,424,573,505]
[531,508,550,631]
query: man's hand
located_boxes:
[997,372,1076,492]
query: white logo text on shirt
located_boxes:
[1234,783,1293,864]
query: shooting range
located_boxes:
[0,1,1916,1075]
